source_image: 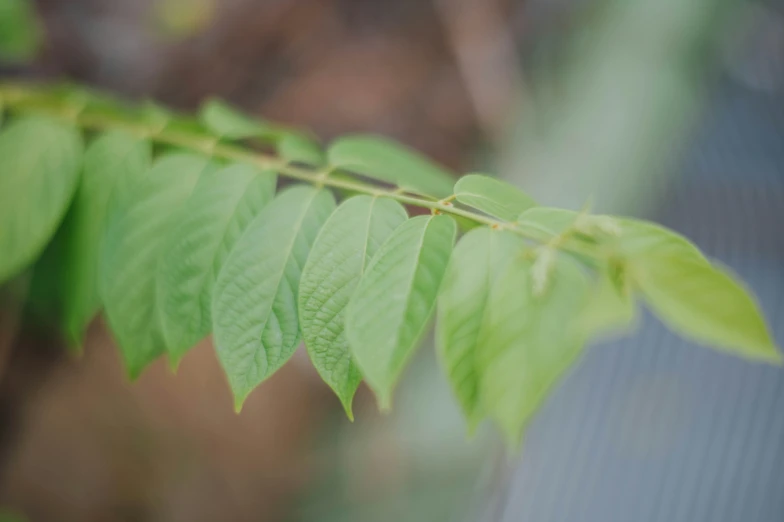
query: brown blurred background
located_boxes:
[0,1,517,520]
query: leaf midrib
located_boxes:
[255,188,320,370]
[389,216,434,371]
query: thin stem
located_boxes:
[0,82,605,261]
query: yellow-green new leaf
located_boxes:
[327,135,454,198]
[61,131,152,347]
[577,268,637,341]
[299,196,407,418]
[615,218,706,262]
[518,207,628,243]
[517,207,580,237]
[454,174,536,221]
[633,256,780,363]
[158,165,277,366]
[478,255,590,447]
[610,218,776,360]
[346,214,456,409]
[436,227,523,429]
[212,186,336,409]
[100,154,214,378]
[0,116,82,284]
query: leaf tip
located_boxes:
[65,337,85,359]
[501,427,525,455]
[168,355,182,375]
[125,363,144,382]
[340,398,356,422]
[376,392,393,412]
[464,414,484,440]
[761,346,783,366]
[232,386,250,414]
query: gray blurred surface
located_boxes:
[494,55,784,522]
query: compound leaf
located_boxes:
[328,135,454,198]
[212,186,336,409]
[158,164,277,365]
[633,255,780,363]
[100,153,214,377]
[346,214,456,408]
[0,116,82,284]
[436,227,523,429]
[454,174,536,221]
[478,255,590,447]
[61,130,151,346]
[299,195,407,418]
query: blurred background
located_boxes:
[1,0,784,520]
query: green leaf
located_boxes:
[299,195,407,418]
[454,174,536,221]
[140,100,173,130]
[436,227,523,429]
[477,255,590,446]
[615,218,706,262]
[278,132,325,167]
[47,83,137,124]
[140,101,207,139]
[0,116,83,284]
[450,214,483,233]
[518,207,628,241]
[517,207,578,235]
[212,186,336,409]
[158,165,277,366]
[632,255,780,363]
[60,131,152,347]
[346,214,456,408]
[577,267,636,340]
[199,98,275,141]
[0,0,40,62]
[25,216,69,320]
[608,218,779,359]
[327,135,455,198]
[100,153,215,377]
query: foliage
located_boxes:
[0,0,39,62]
[0,82,779,447]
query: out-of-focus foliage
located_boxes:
[154,0,216,39]
[0,509,26,522]
[503,0,739,215]
[0,0,39,62]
